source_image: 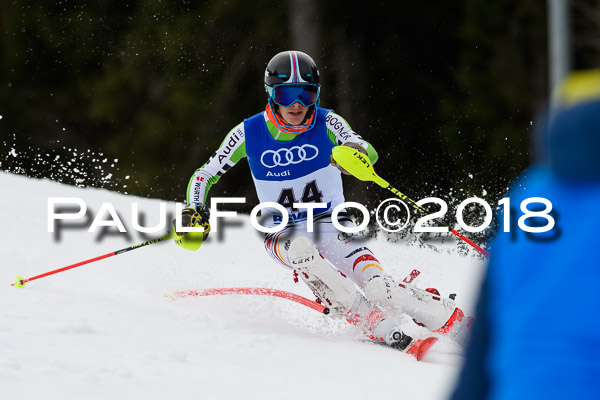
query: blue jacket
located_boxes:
[451,96,600,399]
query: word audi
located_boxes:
[48,196,555,236]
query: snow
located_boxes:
[0,171,486,399]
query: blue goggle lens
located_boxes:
[271,84,320,107]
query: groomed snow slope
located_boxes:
[0,171,485,400]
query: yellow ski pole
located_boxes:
[331,146,490,257]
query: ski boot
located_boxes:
[365,275,472,346]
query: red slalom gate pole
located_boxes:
[171,287,331,315]
[449,228,490,258]
[385,183,491,258]
[11,232,173,288]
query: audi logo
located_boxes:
[260,145,319,168]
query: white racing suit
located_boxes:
[187,106,469,345]
[263,214,461,335]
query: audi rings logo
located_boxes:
[260,145,319,168]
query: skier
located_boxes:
[175,50,470,352]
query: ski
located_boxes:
[169,287,331,315]
[405,337,438,361]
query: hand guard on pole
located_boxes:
[330,142,368,175]
[173,202,211,251]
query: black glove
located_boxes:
[174,202,210,241]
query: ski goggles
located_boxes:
[268,83,320,107]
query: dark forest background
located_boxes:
[1,1,598,232]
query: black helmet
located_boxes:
[264,51,320,97]
[264,51,321,133]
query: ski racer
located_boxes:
[174,50,470,352]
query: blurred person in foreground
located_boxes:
[450,69,600,399]
[173,50,472,354]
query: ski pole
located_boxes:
[331,146,490,257]
[11,231,174,288]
